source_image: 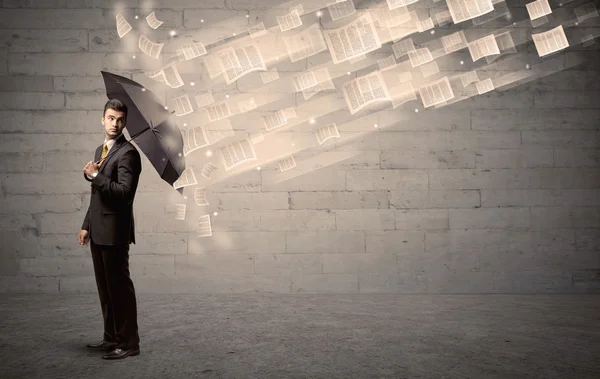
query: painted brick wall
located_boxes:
[0,0,599,293]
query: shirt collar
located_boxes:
[104,133,123,150]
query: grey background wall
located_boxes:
[0,0,598,294]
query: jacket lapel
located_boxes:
[98,134,126,175]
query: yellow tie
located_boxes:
[100,143,109,160]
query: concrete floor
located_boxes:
[0,293,599,379]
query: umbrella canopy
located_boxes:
[100,71,186,194]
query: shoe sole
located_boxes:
[88,346,117,353]
[87,346,118,350]
[102,350,140,360]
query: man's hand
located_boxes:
[83,161,100,176]
[78,229,90,246]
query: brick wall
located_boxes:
[0,0,599,293]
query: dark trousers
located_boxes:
[90,240,140,350]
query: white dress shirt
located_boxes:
[102,135,119,155]
[86,133,123,180]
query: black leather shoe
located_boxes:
[102,347,140,360]
[86,341,118,350]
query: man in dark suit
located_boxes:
[78,98,142,360]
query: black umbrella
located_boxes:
[87,71,186,194]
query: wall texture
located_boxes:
[0,0,599,294]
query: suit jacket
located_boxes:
[82,134,142,246]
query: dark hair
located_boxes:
[103,99,128,121]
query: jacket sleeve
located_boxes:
[82,144,101,230]
[82,205,91,231]
[92,149,142,205]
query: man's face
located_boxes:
[101,108,126,139]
